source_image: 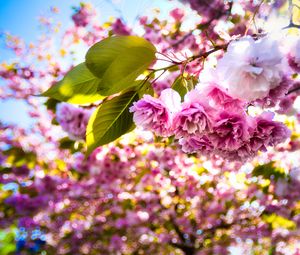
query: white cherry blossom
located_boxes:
[217,36,283,101]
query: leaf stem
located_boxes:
[153,44,227,73]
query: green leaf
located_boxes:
[268,246,276,255]
[0,228,16,255]
[116,79,153,98]
[59,137,76,149]
[85,36,156,96]
[42,63,105,104]
[44,98,60,111]
[134,80,154,97]
[187,75,198,88]
[252,161,286,181]
[172,75,187,100]
[86,90,139,154]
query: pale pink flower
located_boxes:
[252,112,290,149]
[56,103,91,140]
[179,135,213,154]
[255,76,292,108]
[159,88,182,114]
[130,89,181,136]
[290,167,300,183]
[200,83,246,112]
[217,36,283,101]
[173,102,212,138]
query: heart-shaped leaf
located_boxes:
[86,90,139,154]
[85,36,156,96]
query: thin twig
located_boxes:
[282,0,300,29]
[287,86,300,95]
[245,0,265,35]
[170,31,194,49]
[283,23,300,29]
[150,69,166,84]
[167,1,232,51]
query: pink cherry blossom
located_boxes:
[217,36,284,101]
[210,111,253,150]
[129,89,181,136]
[173,101,213,138]
[170,8,185,22]
[200,83,246,112]
[179,135,213,154]
[252,112,291,149]
[56,103,91,140]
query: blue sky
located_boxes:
[0,0,176,127]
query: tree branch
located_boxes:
[283,23,300,29]
[282,0,300,29]
[154,44,227,73]
[168,1,233,51]
[287,85,300,95]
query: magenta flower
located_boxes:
[130,89,181,137]
[210,112,252,150]
[201,83,246,112]
[56,103,91,140]
[288,55,300,73]
[277,95,296,114]
[170,8,185,22]
[71,4,94,27]
[183,0,229,22]
[179,135,213,154]
[173,102,212,138]
[111,18,131,35]
[18,217,37,228]
[252,112,291,149]
[130,95,170,136]
[130,95,171,136]
[236,142,256,160]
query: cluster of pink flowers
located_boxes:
[240,0,286,12]
[131,36,294,161]
[274,167,300,201]
[130,89,182,137]
[56,103,92,140]
[2,124,299,254]
[71,3,95,27]
[131,85,290,161]
[111,18,131,36]
[182,0,230,23]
